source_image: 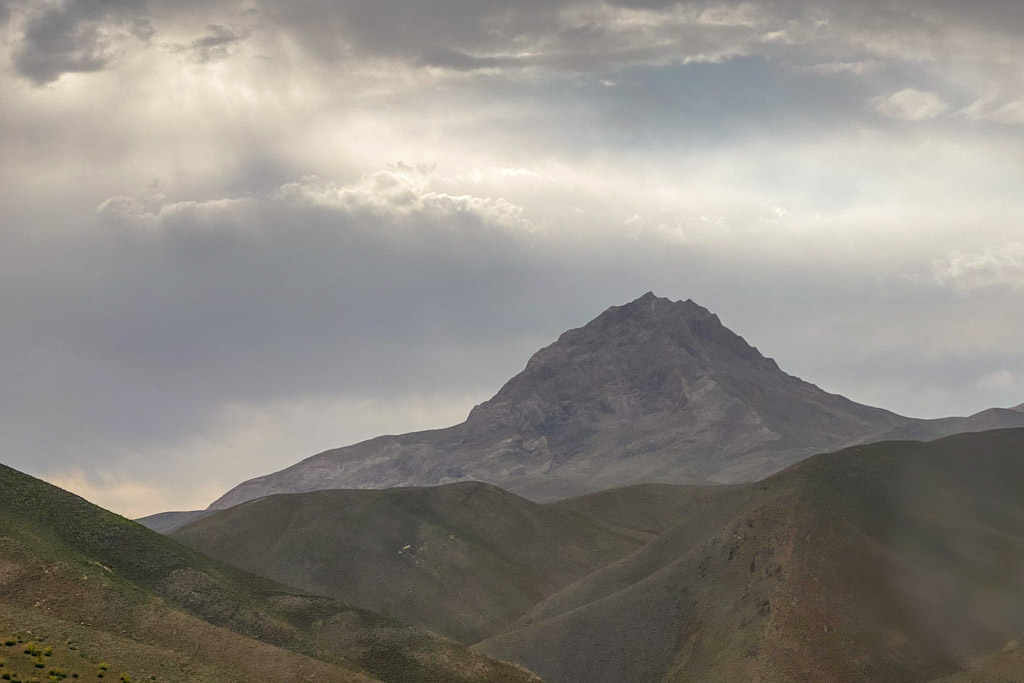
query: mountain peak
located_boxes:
[459,294,792,460]
[211,293,965,509]
[606,292,711,321]
[559,293,771,375]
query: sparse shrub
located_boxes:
[118,675,130,683]
[2,672,10,680]
[41,648,52,658]
[3,640,14,647]
[35,655,45,668]
[23,643,37,655]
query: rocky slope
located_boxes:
[210,293,1024,508]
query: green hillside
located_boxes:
[0,463,541,683]
[479,429,1024,683]
[172,481,646,643]
[549,482,745,535]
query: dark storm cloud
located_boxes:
[254,0,1024,75]
[178,23,249,63]
[12,0,153,84]
[267,0,560,64]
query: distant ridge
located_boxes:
[210,293,1024,508]
[136,509,211,534]
[173,481,647,643]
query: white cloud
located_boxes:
[933,243,1024,292]
[871,89,949,121]
[961,94,1024,125]
[976,369,1016,392]
[274,167,530,230]
[803,60,884,76]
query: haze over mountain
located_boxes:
[478,429,1024,683]
[0,462,540,683]
[173,481,647,643]
[210,294,1024,509]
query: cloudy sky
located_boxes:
[2,0,1023,517]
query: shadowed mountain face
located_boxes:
[476,429,1024,683]
[0,463,541,683]
[210,293,1024,509]
[173,481,647,644]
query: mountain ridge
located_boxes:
[209,293,1024,509]
[173,480,647,643]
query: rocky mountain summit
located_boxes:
[210,293,1024,508]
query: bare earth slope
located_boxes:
[477,429,1024,683]
[0,462,541,683]
[210,293,1024,509]
[173,481,647,643]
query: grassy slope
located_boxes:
[478,429,1024,683]
[0,463,541,683]
[172,481,647,644]
[549,482,745,535]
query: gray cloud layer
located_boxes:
[1,0,1023,515]
[12,0,152,84]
